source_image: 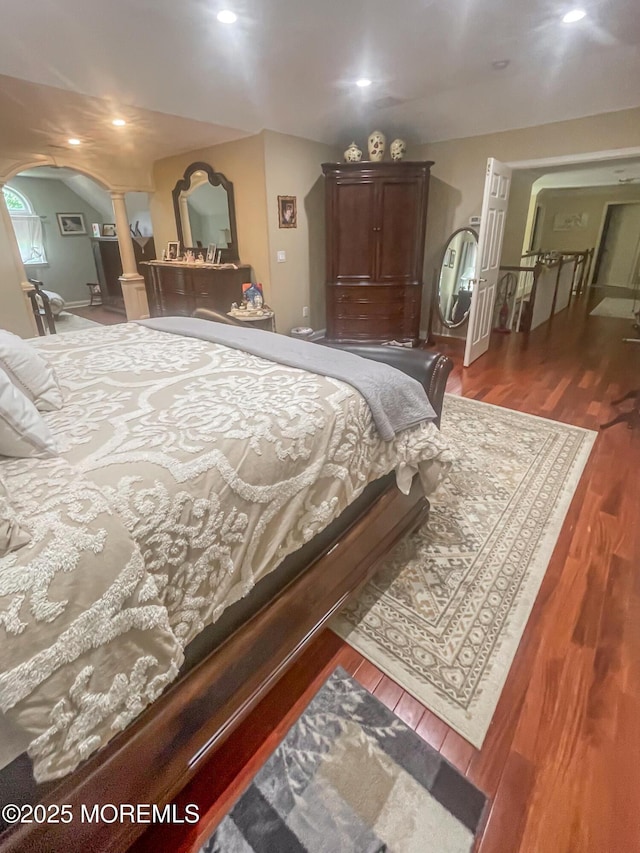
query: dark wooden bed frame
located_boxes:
[0,344,452,853]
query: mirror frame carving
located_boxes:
[172,161,239,261]
[436,227,478,329]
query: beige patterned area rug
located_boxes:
[332,395,597,748]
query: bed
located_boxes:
[0,318,452,852]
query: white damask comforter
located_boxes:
[0,323,452,781]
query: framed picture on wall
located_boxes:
[553,212,588,231]
[278,196,297,228]
[57,213,87,236]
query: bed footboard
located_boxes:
[320,342,453,427]
[0,481,429,853]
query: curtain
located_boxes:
[10,215,47,265]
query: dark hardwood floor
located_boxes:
[134,287,640,853]
[69,305,125,325]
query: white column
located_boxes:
[0,183,37,336]
[111,191,149,320]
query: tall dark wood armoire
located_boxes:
[322,160,433,345]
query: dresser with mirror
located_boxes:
[142,162,252,318]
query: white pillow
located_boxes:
[0,329,63,411]
[0,476,31,557]
[0,370,57,458]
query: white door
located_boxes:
[463,158,512,367]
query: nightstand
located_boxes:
[227,309,276,332]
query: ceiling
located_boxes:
[0,74,249,168]
[0,0,639,149]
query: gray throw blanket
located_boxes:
[137,317,436,441]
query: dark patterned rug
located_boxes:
[200,668,487,853]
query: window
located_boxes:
[3,186,47,265]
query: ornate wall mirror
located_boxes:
[436,227,478,328]
[172,162,239,261]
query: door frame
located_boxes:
[503,146,640,282]
[528,203,545,252]
[505,146,640,171]
[590,199,640,288]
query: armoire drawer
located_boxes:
[331,315,417,342]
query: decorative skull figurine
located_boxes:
[390,138,407,161]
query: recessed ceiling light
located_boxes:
[68,138,81,145]
[356,78,372,88]
[562,9,586,23]
[112,118,126,127]
[217,9,237,23]
[492,59,510,70]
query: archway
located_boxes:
[2,163,154,330]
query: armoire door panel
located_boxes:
[377,180,421,281]
[333,180,376,281]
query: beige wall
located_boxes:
[413,107,640,328]
[263,131,338,333]
[536,184,640,253]
[150,134,271,306]
[150,131,337,334]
